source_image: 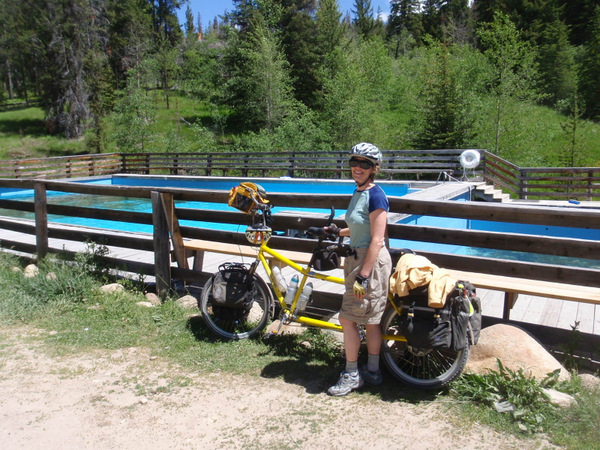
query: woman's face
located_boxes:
[349,157,375,186]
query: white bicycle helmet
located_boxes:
[350,142,382,165]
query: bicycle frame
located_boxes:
[253,241,406,342]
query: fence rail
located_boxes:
[0,153,122,179]
[0,178,599,296]
[0,150,600,200]
[482,153,600,201]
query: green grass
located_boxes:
[0,104,89,160]
[0,248,598,447]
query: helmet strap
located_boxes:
[356,178,371,188]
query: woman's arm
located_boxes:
[359,208,387,279]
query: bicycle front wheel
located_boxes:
[380,306,469,390]
[199,275,273,340]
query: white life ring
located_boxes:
[459,150,480,169]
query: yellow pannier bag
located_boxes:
[228,182,269,214]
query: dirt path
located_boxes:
[0,326,550,449]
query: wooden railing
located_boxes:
[0,153,122,179]
[1,178,599,295]
[483,153,600,201]
[119,150,474,180]
[0,150,599,200]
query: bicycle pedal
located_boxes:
[263,331,278,340]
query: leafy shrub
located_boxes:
[450,359,560,433]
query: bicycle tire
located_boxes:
[199,274,273,340]
[379,306,469,390]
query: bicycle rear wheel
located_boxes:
[199,275,273,340]
[379,306,469,389]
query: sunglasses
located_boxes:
[349,158,374,170]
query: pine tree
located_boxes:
[184,4,196,45]
[411,43,474,149]
[279,0,321,108]
[579,6,600,121]
[388,0,421,55]
[106,0,153,89]
[538,17,577,106]
[559,91,587,167]
[247,24,296,131]
[477,11,542,155]
[352,0,375,40]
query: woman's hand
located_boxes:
[353,274,369,298]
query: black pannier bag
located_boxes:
[459,280,482,345]
[398,281,481,351]
[312,244,356,272]
[313,249,341,272]
[210,263,254,320]
[446,284,471,351]
[398,287,452,349]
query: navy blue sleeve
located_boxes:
[368,186,389,213]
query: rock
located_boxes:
[265,320,306,336]
[145,292,161,306]
[542,388,577,408]
[136,301,155,308]
[11,266,22,273]
[176,295,198,310]
[465,324,570,382]
[46,272,57,280]
[24,264,39,278]
[100,283,125,294]
[580,373,600,390]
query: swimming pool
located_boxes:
[1,175,598,268]
[0,174,414,234]
[392,213,600,268]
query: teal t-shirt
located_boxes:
[345,185,389,248]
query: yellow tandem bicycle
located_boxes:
[199,183,470,389]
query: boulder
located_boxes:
[100,283,125,294]
[24,264,39,278]
[542,388,577,408]
[580,373,600,391]
[465,324,570,382]
[145,292,161,306]
[265,320,306,336]
[136,301,155,308]
[176,294,198,310]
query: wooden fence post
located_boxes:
[152,191,171,299]
[33,181,48,259]
[519,169,527,199]
[159,192,188,270]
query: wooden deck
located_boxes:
[1,225,598,337]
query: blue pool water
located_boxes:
[0,175,412,234]
[392,214,600,267]
[1,175,598,267]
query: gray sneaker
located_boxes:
[360,367,383,386]
[327,371,364,396]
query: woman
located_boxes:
[327,143,392,397]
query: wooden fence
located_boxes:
[0,150,599,200]
[1,178,599,297]
[483,152,600,201]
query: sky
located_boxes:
[178,0,392,31]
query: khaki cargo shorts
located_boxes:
[340,247,392,325]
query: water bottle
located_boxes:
[272,266,287,293]
[296,282,313,312]
[284,274,299,305]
